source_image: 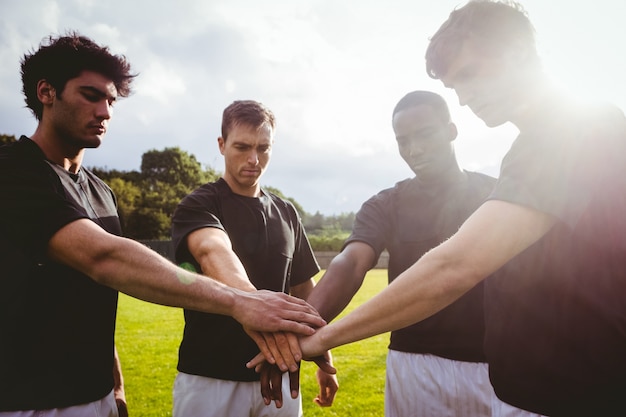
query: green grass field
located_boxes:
[115,269,389,416]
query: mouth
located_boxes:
[88,124,106,135]
[241,169,260,176]
[410,160,431,171]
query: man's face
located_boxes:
[49,70,117,149]
[440,37,521,127]
[219,122,273,197]
[393,104,456,180]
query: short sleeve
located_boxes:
[345,186,396,262]
[0,142,87,257]
[171,184,225,263]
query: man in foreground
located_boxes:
[170,100,337,416]
[0,33,324,416]
[292,2,626,415]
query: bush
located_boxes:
[307,232,350,251]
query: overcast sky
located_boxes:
[2,0,625,214]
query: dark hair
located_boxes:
[392,90,451,123]
[221,100,276,140]
[20,31,136,120]
[425,0,537,80]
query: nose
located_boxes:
[408,141,423,157]
[95,100,113,120]
[247,150,259,165]
[453,82,473,107]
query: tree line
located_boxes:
[1,134,354,250]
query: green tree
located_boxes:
[87,145,357,246]
[107,178,141,232]
[125,207,171,240]
[141,147,217,188]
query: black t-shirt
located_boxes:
[485,97,626,416]
[0,137,121,411]
[346,171,496,362]
[171,178,319,381]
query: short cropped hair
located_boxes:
[425,0,537,80]
[392,90,451,124]
[21,31,136,120]
[221,100,276,140]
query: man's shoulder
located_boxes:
[0,136,28,160]
[374,178,412,198]
[0,136,55,179]
[264,190,300,218]
[466,170,497,185]
[181,180,223,201]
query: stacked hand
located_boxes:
[246,332,338,408]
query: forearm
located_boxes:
[98,238,241,315]
[306,248,370,322]
[303,200,557,355]
[308,245,477,353]
[189,227,257,291]
[49,221,239,316]
[306,263,363,322]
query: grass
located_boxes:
[115,269,389,416]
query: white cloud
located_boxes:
[1,0,625,214]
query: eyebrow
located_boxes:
[79,85,117,101]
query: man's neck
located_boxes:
[222,176,261,198]
[508,72,553,132]
[30,129,84,174]
[415,160,467,188]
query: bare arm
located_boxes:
[301,200,556,356]
[306,241,377,321]
[186,227,256,291]
[47,219,325,334]
[186,226,313,371]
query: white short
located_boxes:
[173,372,302,417]
[385,351,545,417]
[0,390,117,417]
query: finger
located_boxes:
[313,355,337,374]
[270,366,283,408]
[245,330,275,364]
[246,352,266,370]
[259,363,272,406]
[278,307,326,330]
[272,332,299,372]
[285,332,302,365]
[261,313,322,335]
[263,332,288,372]
[116,401,129,417]
[289,369,300,399]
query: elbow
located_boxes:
[428,248,486,298]
[81,237,129,286]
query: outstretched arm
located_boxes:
[47,219,325,337]
[299,200,556,357]
[185,227,311,371]
[306,241,377,322]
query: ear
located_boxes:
[36,80,56,104]
[447,122,459,142]
[217,136,226,155]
